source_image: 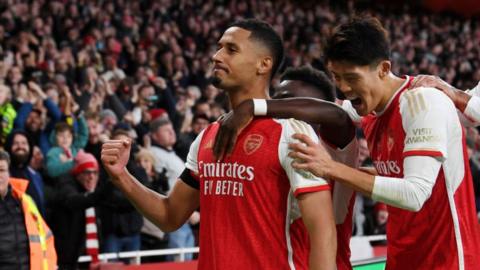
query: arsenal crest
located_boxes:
[243,134,263,155]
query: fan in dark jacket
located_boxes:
[99,129,148,256]
[50,151,108,270]
[4,130,46,216]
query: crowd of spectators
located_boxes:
[0,0,479,266]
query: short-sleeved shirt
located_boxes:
[343,76,480,270]
[183,118,330,270]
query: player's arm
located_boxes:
[290,88,452,212]
[280,119,336,269]
[298,191,336,270]
[213,98,356,159]
[102,140,199,232]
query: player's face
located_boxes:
[211,27,260,91]
[274,80,327,100]
[328,61,384,116]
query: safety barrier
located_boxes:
[78,235,387,264]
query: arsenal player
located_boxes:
[214,17,480,270]
[101,19,336,270]
[274,66,358,270]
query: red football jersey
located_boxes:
[185,118,331,270]
[343,76,480,269]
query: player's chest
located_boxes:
[197,133,287,199]
[363,113,405,177]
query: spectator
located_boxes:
[0,84,16,145]
[148,117,196,261]
[100,129,147,260]
[13,81,62,155]
[50,151,107,270]
[84,112,108,161]
[175,114,210,161]
[135,148,170,262]
[45,117,88,178]
[0,150,57,269]
[4,130,46,215]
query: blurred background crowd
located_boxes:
[0,0,479,267]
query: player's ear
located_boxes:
[377,60,391,79]
[257,56,273,76]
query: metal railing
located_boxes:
[78,235,387,264]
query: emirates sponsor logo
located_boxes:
[199,161,254,197]
[374,160,401,175]
[243,134,263,155]
[199,161,254,181]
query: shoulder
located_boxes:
[400,87,454,108]
[274,118,313,134]
[47,147,63,155]
[274,118,314,135]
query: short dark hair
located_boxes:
[0,150,10,166]
[280,66,336,102]
[324,16,390,67]
[193,113,210,123]
[55,122,73,134]
[230,19,284,79]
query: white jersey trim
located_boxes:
[341,100,362,124]
[185,129,206,174]
[376,75,411,116]
[446,182,465,270]
[285,191,296,270]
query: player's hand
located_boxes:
[101,139,131,178]
[411,75,458,101]
[213,100,254,160]
[289,133,334,179]
[410,75,470,112]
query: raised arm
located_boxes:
[101,140,199,232]
[213,98,355,159]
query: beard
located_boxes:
[11,152,30,166]
[210,76,222,88]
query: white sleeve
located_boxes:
[372,155,441,211]
[278,119,330,197]
[465,81,480,96]
[400,87,452,159]
[463,96,480,126]
[341,100,362,124]
[185,129,206,174]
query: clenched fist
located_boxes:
[101,139,131,177]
